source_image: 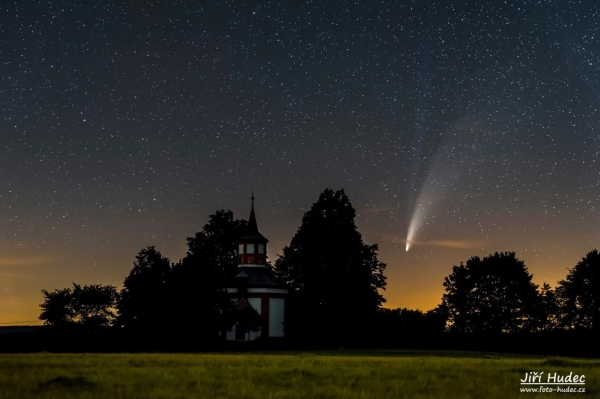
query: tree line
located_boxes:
[40,210,252,347]
[441,250,600,334]
[36,189,600,352]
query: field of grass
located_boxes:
[1,350,599,399]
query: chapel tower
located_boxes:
[237,194,268,267]
[225,195,288,341]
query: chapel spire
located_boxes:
[248,191,259,235]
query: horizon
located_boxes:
[1,194,594,325]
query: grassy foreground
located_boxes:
[0,351,599,399]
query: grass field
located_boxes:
[1,350,599,399]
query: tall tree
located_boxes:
[275,189,386,342]
[442,252,541,334]
[117,246,172,331]
[169,210,248,341]
[185,210,248,279]
[556,249,600,330]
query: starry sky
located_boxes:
[1,0,599,325]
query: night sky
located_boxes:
[1,1,599,325]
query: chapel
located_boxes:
[225,195,288,340]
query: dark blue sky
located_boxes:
[1,0,598,324]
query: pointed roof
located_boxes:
[248,193,259,233]
[239,193,268,242]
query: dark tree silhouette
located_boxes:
[376,306,447,346]
[39,287,75,327]
[117,246,172,332]
[169,210,248,342]
[425,304,449,333]
[169,258,233,342]
[442,252,540,334]
[275,189,386,343]
[71,284,118,330]
[185,210,248,279]
[556,249,600,330]
[40,283,117,330]
[378,308,427,332]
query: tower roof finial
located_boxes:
[241,191,267,242]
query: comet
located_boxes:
[405,167,448,252]
[405,83,492,251]
[405,202,426,251]
[404,121,485,251]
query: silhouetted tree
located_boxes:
[71,284,118,331]
[40,283,117,331]
[425,304,449,333]
[442,252,540,334]
[185,210,248,279]
[117,246,172,332]
[39,287,75,327]
[556,249,600,330]
[275,189,386,343]
[378,308,425,333]
[169,259,233,342]
[169,210,247,342]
